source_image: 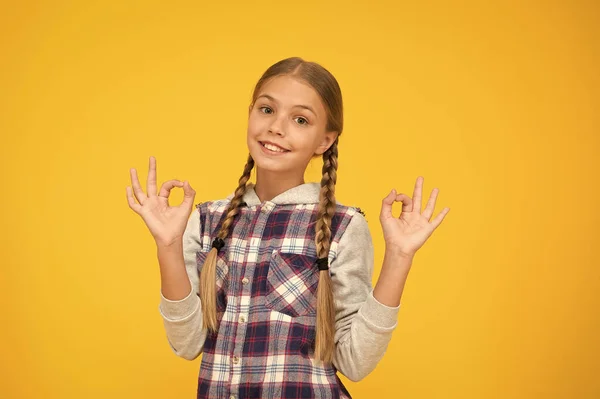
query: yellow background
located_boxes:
[1,1,598,398]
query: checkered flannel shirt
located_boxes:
[159,183,400,399]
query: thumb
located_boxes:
[379,189,396,220]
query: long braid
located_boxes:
[199,154,255,332]
[314,138,339,363]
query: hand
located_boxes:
[379,176,450,259]
[126,156,196,247]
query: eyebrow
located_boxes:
[256,94,317,116]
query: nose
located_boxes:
[268,116,285,136]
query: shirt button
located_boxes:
[233,356,240,364]
[242,277,249,285]
[240,315,246,323]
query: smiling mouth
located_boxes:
[259,141,290,153]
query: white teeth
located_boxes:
[262,142,286,152]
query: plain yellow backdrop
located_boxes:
[1,1,598,398]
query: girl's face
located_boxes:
[247,75,338,176]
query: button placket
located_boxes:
[240,276,249,324]
[231,204,267,390]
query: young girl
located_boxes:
[127,57,449,399]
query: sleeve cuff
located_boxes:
[159,286,200,322]
[358,290,400,331]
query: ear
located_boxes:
[314,130,339,155]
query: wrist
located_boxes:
[384,247,414,268]
[156,239,185,272]
[156,241,184,265]
[156,237,183,252]
[384,241,416,259]
[381,249,412,278]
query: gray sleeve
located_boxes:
[157,207,207,360]
[331,211,400,381]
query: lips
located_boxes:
[259,141,290,152]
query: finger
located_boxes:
[126,186,142,213]
[147,156,157,197]
[379,189,397,220]
[422,188,439,220]
[395,193,413,214]
[130,168,147,205]
[430,207,450,229]
[158,179,184,198]
[180,181,197,208]
[412,176,424,214]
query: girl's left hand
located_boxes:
[379,176,450,259]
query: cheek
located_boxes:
[247,115,264,137]
[302,131,322,148]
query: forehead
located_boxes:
[257,75,326,115]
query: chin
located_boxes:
[252,157,300,176]
[251,155,293,173]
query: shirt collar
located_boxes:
[232,182,321,207]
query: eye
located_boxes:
[259,106,273,114]
[295,117,309,125]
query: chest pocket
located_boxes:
[264,251,320,318]
[196,249,229,312]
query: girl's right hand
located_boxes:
[126,156,196,248]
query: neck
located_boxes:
[254,167,304,202]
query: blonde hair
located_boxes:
[200,57,343,363]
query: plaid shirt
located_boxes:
[159,183,400,399]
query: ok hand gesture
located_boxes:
[379,176,450,259]
[126,156,196,247]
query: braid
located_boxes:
[217,155,255,239]
[314,138,339,363]
[199,154,255,332]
